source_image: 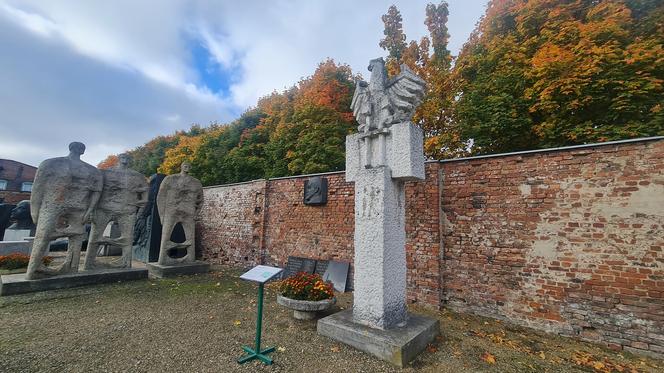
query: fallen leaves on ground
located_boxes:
[330,346,340,353]
[481,352,496,364]
[233,320,241,326]
[572,351,640,373]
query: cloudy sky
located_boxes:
[0,0,487,166]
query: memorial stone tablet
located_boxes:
[301,258,316,274]
[322,261,350,293]
[314,260,329,276]
[282,256,305,278]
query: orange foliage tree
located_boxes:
[97,154,118,170]
[453,0,664,153]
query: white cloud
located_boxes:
[0,0,486,166]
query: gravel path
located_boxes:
[0,271,660,372]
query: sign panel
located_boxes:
[240,265,283,284]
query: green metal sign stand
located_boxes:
[237,265,282,366]
[237,283,275,365]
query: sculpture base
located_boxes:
[317,310,439,368]
[0,240,31,256]
[0,268,148,296]
[146,261,210,278]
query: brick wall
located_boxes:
[198,180,266,266]
[198,138,663,357]
[0,191,31,204]
[440,139,663,358]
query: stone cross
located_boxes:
[347,58,426,329]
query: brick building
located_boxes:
[0,159,37,204]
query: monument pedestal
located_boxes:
[0,267,148,296]
[3,229,31,242]
[318,310,439,368]
[146,261,210,278]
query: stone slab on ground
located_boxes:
[146,261,210,278]
[317,309,439,368]
[0,240,31,255]
[0,268,148,296]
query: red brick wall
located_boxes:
[0,191,31,204]
[198,138,663,357]
[440,139,663,357]
[198,180,266,266]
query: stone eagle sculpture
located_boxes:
[351,57,426,133]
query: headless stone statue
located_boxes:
[27,142,102,279]
[156,162,203,265]
[84,153,147,269]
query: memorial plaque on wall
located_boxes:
[303,177,328,205]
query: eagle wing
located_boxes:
[350,80,371,131]
[386,64,427,123]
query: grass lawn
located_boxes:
[0,271,661,372]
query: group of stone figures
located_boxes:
[25,142,203,280]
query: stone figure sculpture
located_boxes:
[8,200,36,233]
[84,153,148,269]
[318,57,436,368]
[156,162,203,265]
[26,142,103,279]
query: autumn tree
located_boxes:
[97,155,118,170]
[454,0,664,154]
[379,2,465,158]
[380,5,408,76]
[157,134,205,175]
[128,135,179,176]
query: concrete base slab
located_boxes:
[0,268,148,296]
[146,261,210,278]
[317,309,439,368]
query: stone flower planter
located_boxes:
[277,295,336,320]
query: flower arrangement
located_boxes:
[279,272,334,301]
[0,253,53,270]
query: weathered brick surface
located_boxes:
[198,180,266,267]
[198,138,663,358]
[441,139,663,358]
[263,173,355,271]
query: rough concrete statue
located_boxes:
[156,162,203,265]
[8,200,36,233]
[84,153,148,269]
[26,142,103,279]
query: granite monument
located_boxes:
[317,58,439,367]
